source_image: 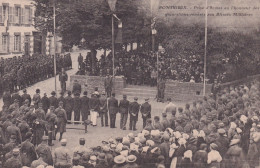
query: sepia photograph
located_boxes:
[0,0,260,167]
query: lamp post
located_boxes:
[107,0,117,78]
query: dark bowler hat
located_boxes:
[51,91,56,95]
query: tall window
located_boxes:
[14,35,21,52]
[1,5,8,23]
[24,7,30,24]
[14,6,20,24]
[2,35,8,52]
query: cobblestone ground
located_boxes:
[0,51,185,154]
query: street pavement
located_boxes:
[0,51,184,154]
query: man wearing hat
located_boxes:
[4,148,22,168]
[30,152,48,168]
[21,89,31,106]
[41,93,50,113]
[108,93,118,128]
[54,139,72,168]
[58,92,66,107]
[55,101,67,141]
[119,94,129,130]
[80,91,90,122]
[64,91,74,123]
[96,153,108,168]
[141,98,151,128]
[129,97,140,131]
[125,155,138,168]
[163,98,176,116]
[99,91,109,127]
[113,155,126,168]
[6,119,22,144]
[20,132,37,166]
[225,139,246,168]
[49,91,58,109]
[32,89,41,109]
[215,128,229,157]
[36,136,53,165]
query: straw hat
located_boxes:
[126,155,137,163]
[114,155,126,164]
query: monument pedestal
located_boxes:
[70,75,126,94]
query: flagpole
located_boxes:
[203,0,208,96]
[53,0,57,93]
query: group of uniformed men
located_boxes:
[0,53,72,95]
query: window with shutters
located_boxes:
[3,5,8,23]
[2,35,9,53]
[14,35,21,52]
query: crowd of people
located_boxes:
[78,50,205,85]
[1,68,260,168]
[0,53,72,95]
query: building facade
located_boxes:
[0,0,62,56]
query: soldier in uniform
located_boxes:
[59,68,68,93]
[73,92,81,123]
[119,95,129,130]
[6,119,22,144]
[55,101,67,141]
[34,103,46,145]
[11,89,22,107]
[49,91,59,109]
[65,91,74,123]
[36,136,53,165]
[54,139,72,168]
[80,91,90,122]
[46,106,57,144]
[141,98,152,128]
[21,89,31,106]
[108,93,118,128]
[58,92,66,106]
[104,74,113,97]
[99,92,108,127]
[3,90,12,110]
[157,78,166,102]
[129,97,140,131]
[4,148,22,168]
[20,132,37,167]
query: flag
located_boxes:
[115,21,122,44]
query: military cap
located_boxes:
[13,148,20,155]
[83,91,88,95]
[218,128,226,135]
[51,91,56,95]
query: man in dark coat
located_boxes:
[55,101,67,141]
[80,91,90,122]
[215,128,229,156]
[58,92,66,107]
[78,53,83,70]
[59,68,68,93]
[20,132,37,167]
[41,93,50,114]
[21,89,31,106]
[129,97,140,131]
[6,119,22,144]
[46,106,57,143]
[119,95,129,130]
[104,74,113,97]
[99,92,108,127]
[108,93,118,128]
[49,91,58,109]
[4,148,22,168]
[72,80,81,95]
[73,92,81,123]
[140,98,151,128]
[65,91,74,123]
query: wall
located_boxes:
[165,80,212,102]
[70,75,126,94]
